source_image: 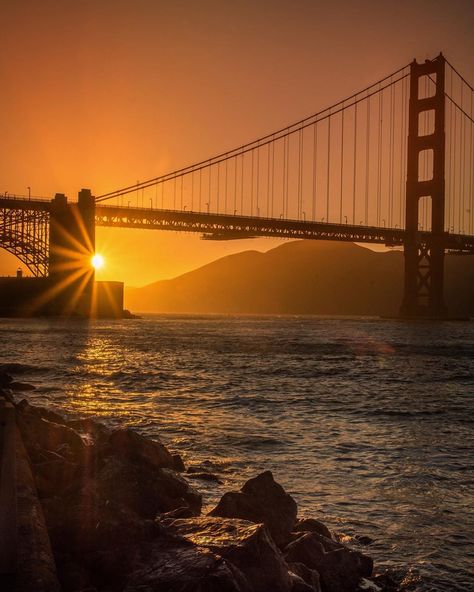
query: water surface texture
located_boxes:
[1,315,473,591]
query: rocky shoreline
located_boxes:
[1,371,398,592]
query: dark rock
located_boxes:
[66,416,111,447]
[95,457,202,518]
[17,405,87,464]
[0,371,13,388]
[289,571,319,592]
[209,470,297,546]
[294,518,333,540]
[187,471,223,484]
[0,387,14,404]
[10,381,36,391]
[355,534,374,546]
[288,562,321,591]
[42,490,159,557]
[34,458,80,498]
[172,453,186,472]
[16,399,66,425]
[284,532,373,592]
[125,542,249,592]
[168,515,292,592]
[108,427,176,470]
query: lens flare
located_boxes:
[91,254,105,270]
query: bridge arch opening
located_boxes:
[418,149,434,182]
[418,73,437,99]
[418,195,432,232]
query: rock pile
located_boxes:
[1,372,376,592]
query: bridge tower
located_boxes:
[49,189,96,315]
[400,54,448,318]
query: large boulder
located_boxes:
[284,532,372,592]
[167,516,292,592]
[16,401,87,464]
[96,456,202,518]
[125,542,249,592]
[42,491,158,556]
[107,427,176,470]
[209,471,297,546]
[42,491,160,590]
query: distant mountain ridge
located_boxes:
[124,240,474,316]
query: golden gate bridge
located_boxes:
[1,54,473,317]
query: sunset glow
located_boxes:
[92,254,105,270]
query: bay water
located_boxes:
[1,315,473,591]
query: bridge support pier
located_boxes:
[400,54,448,318]
[48,189,96,316]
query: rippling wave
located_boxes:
[0,315,473,591]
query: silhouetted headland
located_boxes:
[125,240,474,317]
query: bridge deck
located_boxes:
[1,198,473,253]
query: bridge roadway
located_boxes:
[1,197,473,253]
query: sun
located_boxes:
[91,254,105,270]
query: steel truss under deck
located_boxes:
[0,204,49,276]
[94,205,474,253]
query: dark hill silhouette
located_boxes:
[124,241,474,316]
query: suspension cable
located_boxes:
[97,65,411,201]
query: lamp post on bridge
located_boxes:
[27,186,31,200]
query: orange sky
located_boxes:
[1,0,473,286]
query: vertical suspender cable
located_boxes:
[377,89,383,226]
[234,156,237,214]
[460,84,465,232]
[199,168,202,213]
[225,159,228,215]
[241,152,244,215]
[312,122,317,221]
[282,138,286,218]
[208,164,212,213]
[267,143,270,217]
[251,149,254,216]
[271,140,275,217]
[271,139,275,218]
[353,102,358,224]
[256,146,260,216]
[390,81,395,227]
[340,107,345,224]
[469,91,474,234]
[286,134,290,218]
[327,115,331,221]
[365,93,370,225]
[217,161,220,214]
